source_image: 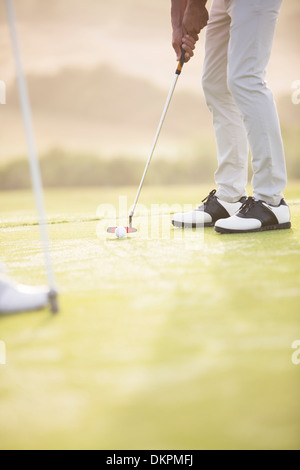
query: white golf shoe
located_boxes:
[0,277,50,314]
[215,197,291,234]
[172,189,247,228]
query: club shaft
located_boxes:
[129,73,180,222]
[5,0,57,309]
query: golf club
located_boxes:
[5,0,59,314]
[107,49,186,234]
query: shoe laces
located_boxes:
[196,189,216,210]
[239,197,257,215]
[200,189,217,206]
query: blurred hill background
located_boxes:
[0,0,299,188]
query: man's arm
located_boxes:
[171,0,208,62]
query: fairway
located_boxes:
[0,184,300,450]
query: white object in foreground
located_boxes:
[5,0,58,313]
[115,226,127,239]
[0,278,49,314]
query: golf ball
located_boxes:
[115,226,127,239]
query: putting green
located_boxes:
[0,184,300,450]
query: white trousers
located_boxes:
[202,0,286,205]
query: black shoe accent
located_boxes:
[196,190,247,223]
[237,197,278,226]
[278,198,288,207]
[215,197,292,234]
[172,190,246,228]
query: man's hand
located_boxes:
[171,0,208,63]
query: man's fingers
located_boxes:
[180,32,196,62]
[172,28,184,60]
[172,29,198,64]
[182,35,196,50]
[181,44,194,61]
[172,40,181,60]
[175,45,183,61]
[188,32,199,42]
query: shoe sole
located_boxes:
[215,221,291,234]
[172,221,215,228]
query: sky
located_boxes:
[0,0,299,94]
[0,0,299,159]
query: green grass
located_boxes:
[0,184,300,450]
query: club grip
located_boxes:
[175,48,186,75]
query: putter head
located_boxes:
[107,226,137,234]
